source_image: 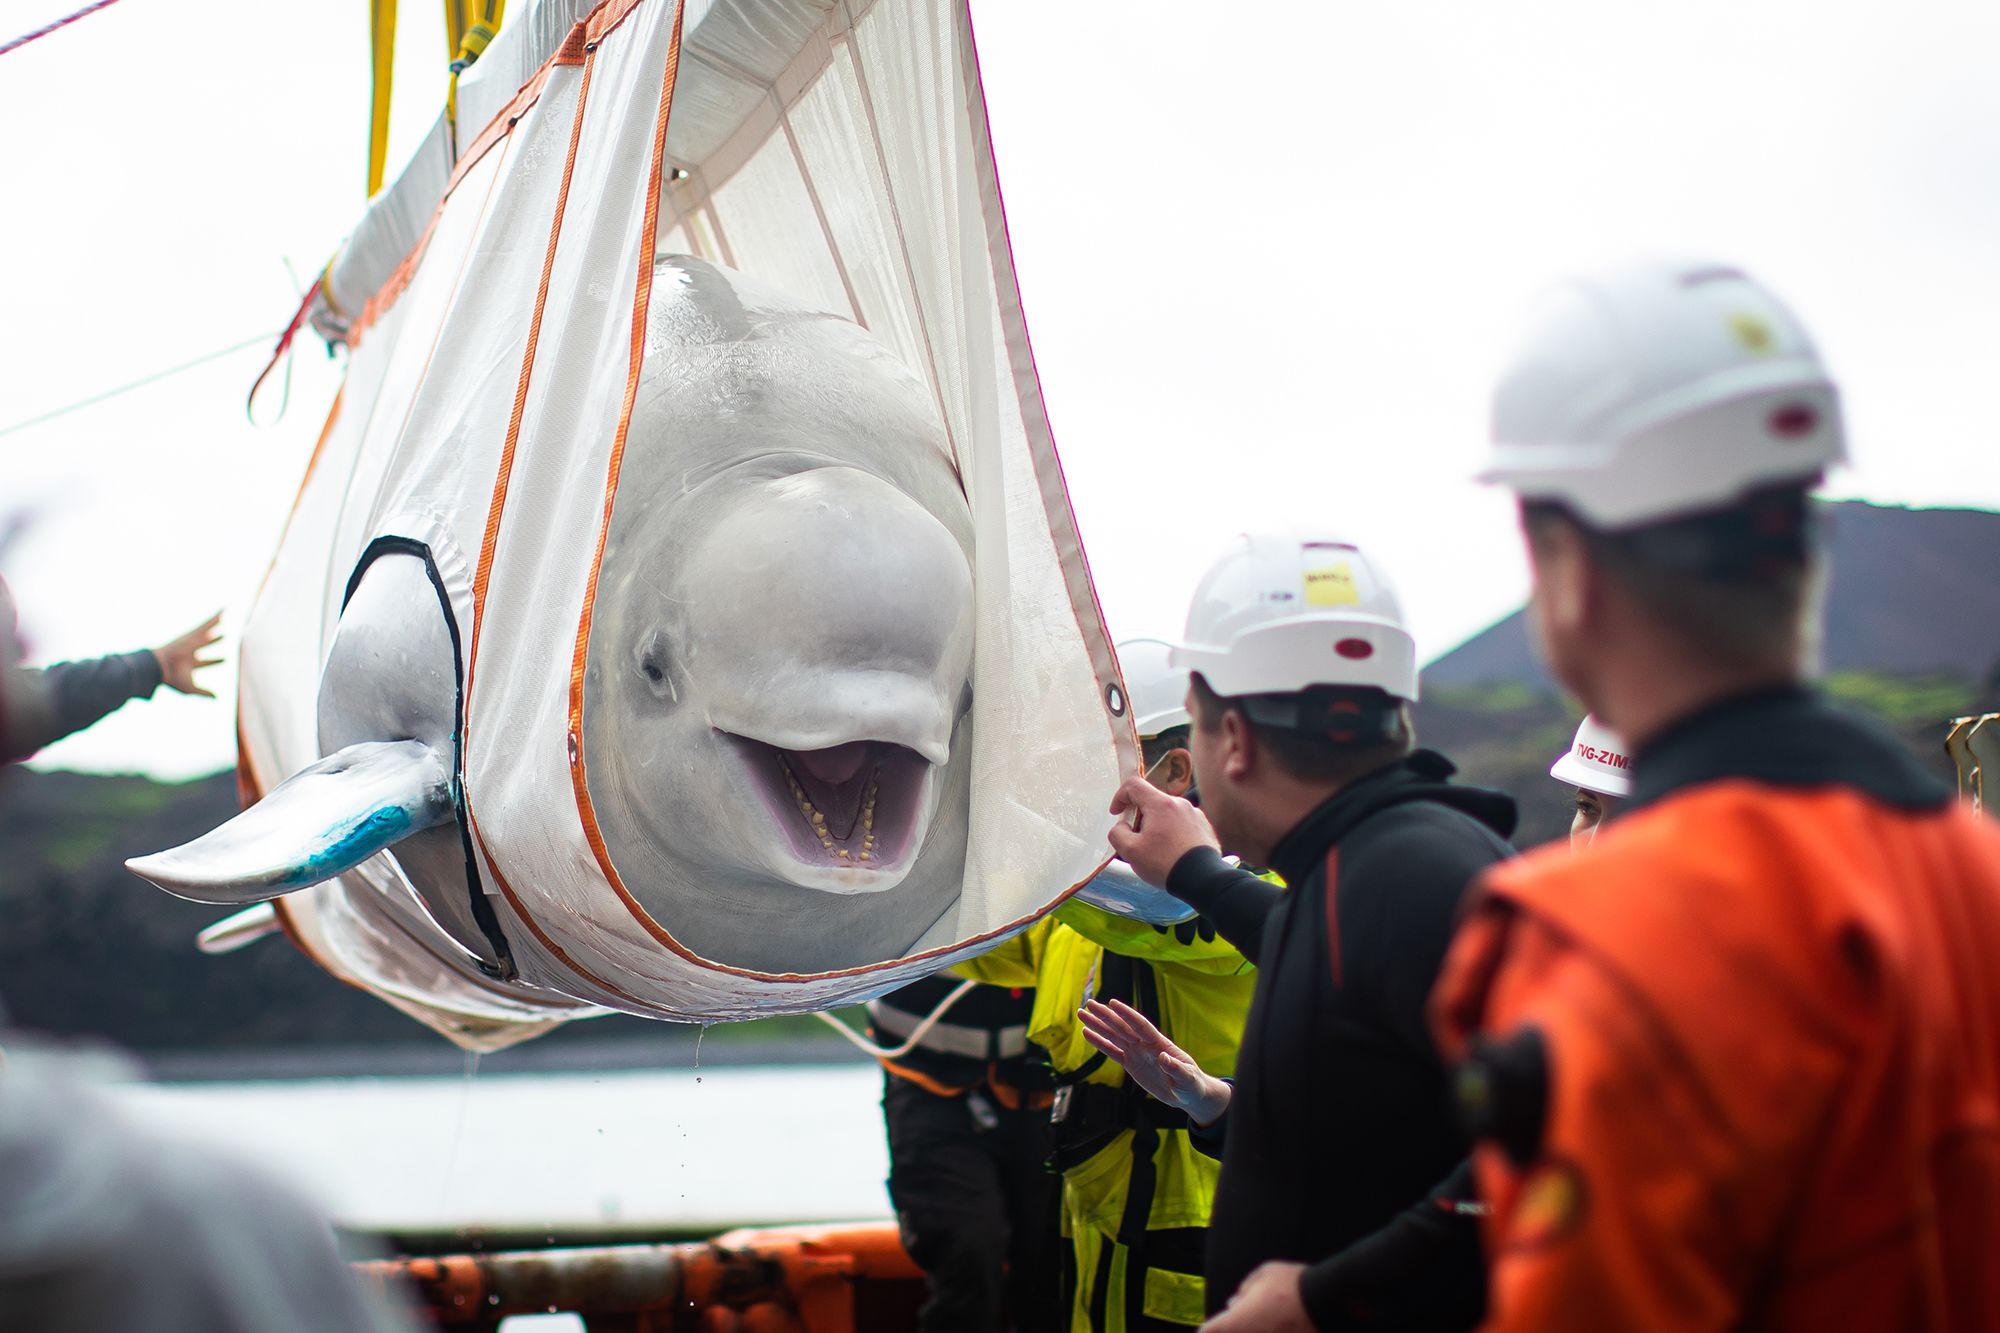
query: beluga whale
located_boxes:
[131,256,979,980]
[122,0,1135,1045]
[121,0,1144,1040]
[576,257,977,969]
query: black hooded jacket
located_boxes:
[1163,750,1516,1327]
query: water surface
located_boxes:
[111,1063,890,1231]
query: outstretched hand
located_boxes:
[153,612,224,699]
[1078,998,1232,1127]
[1107,775,1219,887]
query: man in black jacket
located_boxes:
[1084,532,1515,1331]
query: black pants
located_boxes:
[883,1073,1062,1333]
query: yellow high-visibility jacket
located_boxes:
[956,885,1265,1329]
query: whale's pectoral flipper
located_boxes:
[126,740,454,905]
[195,903,283,955]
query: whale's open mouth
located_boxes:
[725,734,934,887]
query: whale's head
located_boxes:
[619,466,972,895]
[582,256,977,971]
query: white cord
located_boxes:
[811,977,982,1060]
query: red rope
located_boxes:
[0,0,127,59]
[246,276,323,423]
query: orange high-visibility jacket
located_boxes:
[1434,688,2000,1332]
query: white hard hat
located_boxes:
[1482,258,1845,530]
[1169,532,1418,700]
[1549,715,1632,797]
[1115,637,1192,737]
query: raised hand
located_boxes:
[1107,774,1219,886]
[1078,997,1231,1127]
[153,612,224,699]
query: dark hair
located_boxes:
[1140,724,1192,772]
[1521,484,1816,669]
[1188,674,1412,785]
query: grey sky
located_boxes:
[4,0,1996,779]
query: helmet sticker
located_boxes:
[1303,561,1360,607]
[1728,311,1776,355]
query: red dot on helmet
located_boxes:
[1768,403,1818,438]
[1335,638,1374,660]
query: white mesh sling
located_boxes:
[127,0,1136,1050]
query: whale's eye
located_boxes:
[634,629,675,700]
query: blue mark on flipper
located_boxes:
[284,805,415,890]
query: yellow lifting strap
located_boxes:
[368,0,397,197]
[368,0,504,197]
[445,0,505,153]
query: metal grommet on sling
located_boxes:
[1105,683,1127,717]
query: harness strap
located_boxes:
[865,999,1028,1060]
[1087,1236,1115,1331]
[1115,958,1166,1251]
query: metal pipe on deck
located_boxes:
[356,1222,923,1332]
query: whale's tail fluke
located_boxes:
[126,740,454,904]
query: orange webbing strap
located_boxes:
[878,1057,967,1099]
[986,1067,1055,1112]
[368,0,396,196]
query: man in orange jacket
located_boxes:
[1432,257,2000,1331]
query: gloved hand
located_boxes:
[1077,998,1231,1127]
[1154,915,1221,946]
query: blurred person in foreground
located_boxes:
[0,579,415,1333]
[0,1038,421,1333]
[1434,257,2000,1329]
[1095,536,1518,1330]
